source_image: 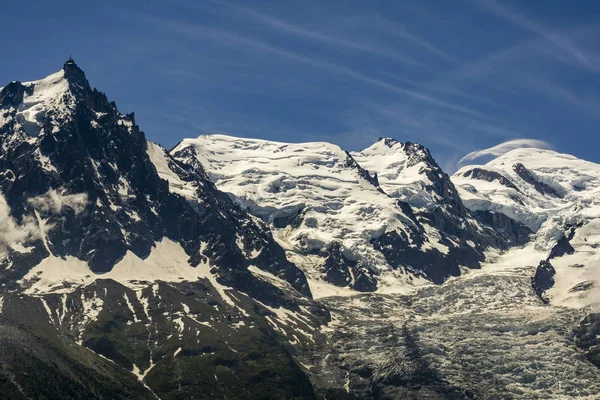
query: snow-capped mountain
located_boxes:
[0,59,316,298]
[453,149,600,245]
[451,149,600,394]
[172,134,529,295]
[0,60,328,398]
[3,60,600,399]
[171,134,600,398]
[453,148,600,309]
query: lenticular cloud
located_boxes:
[458,139,553,166]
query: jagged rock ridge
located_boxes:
[2,60,600,399]
[0,60,328,399]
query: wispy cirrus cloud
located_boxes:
[204,1,426,66]
[421,31,600,121]
[139,14,483,117]
[458,138,553,166]
[508,69,600,118]
[129,2,599,169]
[349,15,460,62]
[475,0,595,71]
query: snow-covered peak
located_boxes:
[358,137,400,153]
[21,68,67,92]
[352,139,430,195]
[453,148,600,240]
[487,148,600,195]
[172,134,390,207]
[352,138,464,214]
[174,134,351,180]
[172,134,528,296]
[172,133,403,234]
[20,69,73,135]
[0,64,77,138]
[454,147,600,309]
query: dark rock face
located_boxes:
[373,230,459,284]
[0,61,331,398]
[473,210,533,246]
[0,60,310,302]
[323,243,377,292]
[461,167,521,191]
[401,141,465,216]
[343,151,385,194]
[549,225,577,259]
[531,225,577,302]
[532,260,555,303]
[513,163,563,198]
[549,236,575,259]
[371,204,531,285]
[574,313,600,370]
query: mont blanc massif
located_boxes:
[1,60,599,400]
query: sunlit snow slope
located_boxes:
[172,135,529,296]
[3,60,600,399]
[453,148,600,309]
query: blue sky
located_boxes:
[2,0,600,171]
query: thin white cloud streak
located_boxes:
[210,1,426,66]
[356,15,460,62]
[421,40,526,98]
[372,99,521,138]
[508,70,600,118]
[477,0,595,71]
[462,47,600,119]
[422,34,600,120]
[140,14,484,117]
[379,70,503,107]
[458,138,553,165]
[340,100,521,156]
[419,3,599,107]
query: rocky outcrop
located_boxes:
[0,60,310,301]
[0,60,332,398]
[461,167,520,191]
[513,163,563,198]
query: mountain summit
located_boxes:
[172,134,530,294]
[0,62,327,398]
[2,62,600,399]
[0,61,309,297]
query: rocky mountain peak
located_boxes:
[63,58,86,82]
[172,134,531,294]
[3,61,597,399]
[402,141,435,167]
[354,137,466,217]
[0,62,312,303]
[377,137,400,148]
